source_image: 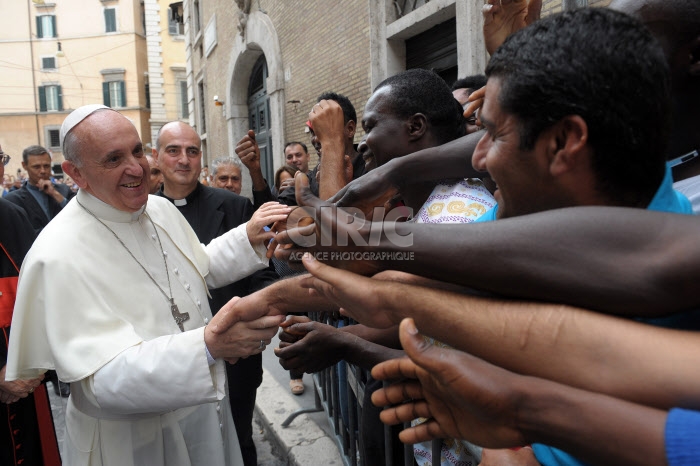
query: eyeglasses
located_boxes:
[0,153,10,166]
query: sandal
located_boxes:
[290,379,305,395]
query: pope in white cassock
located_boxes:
[5,105,291,466]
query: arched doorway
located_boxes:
[247,55,274,184]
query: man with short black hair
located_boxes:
[283,141,310,174]
[5,145,74,233]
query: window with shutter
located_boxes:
[38,85,62,112]
[37,15,56,38]
[104,81,126,108]
[105,8,117,33]
[179,80,188,119]
[198,81,206,134]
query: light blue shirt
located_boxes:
[474,165,692,466]
[475,165,692,223]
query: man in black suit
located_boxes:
[154,121,279,466]
[5,144,73,398]
[5,145,75,233]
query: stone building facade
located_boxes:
[0,0,185,180]
[183,0,612,198]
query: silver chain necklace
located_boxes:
[77,199,190,331]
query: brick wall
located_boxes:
[261,0,371,163]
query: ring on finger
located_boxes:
[258,339,265,350]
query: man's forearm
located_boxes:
[318,139,347,200]
[379,283,700,410]
[382,207,700,314]
[341,324,401,349]
[249,169,268,192]
[264,274,336,314]
[336,331,404,371]
[91,329,223,414]
[387,131,483,188]
[521,377,667,466]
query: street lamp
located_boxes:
[56,42,64,58]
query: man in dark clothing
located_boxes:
[4,145,73,397]
[5,145,74,233]
[154,121,279,466]
[1,149,61,465]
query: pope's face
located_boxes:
[66,111,149,212]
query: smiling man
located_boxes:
[471,7,690,223]
[5,105,289,466]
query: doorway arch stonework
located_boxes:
[226,10,285,196]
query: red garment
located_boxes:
[0,204,62,466]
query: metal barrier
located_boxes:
[281,313,482,466]
[281,313,411,465]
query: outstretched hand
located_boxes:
[275,316,348,373]
[371,318,530,448]
[299,254,397,327]
[483,0,542,55]
[267,172,386,276]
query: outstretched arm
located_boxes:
[300,254,700,410]
[388,208,700,313]
[371,318,668,466]
[281,182,700,314]
[331,131,485,216]
[275,316,403,373]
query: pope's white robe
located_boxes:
[6,190,269,466]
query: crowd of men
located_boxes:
[1,0,699,465]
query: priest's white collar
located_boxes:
[77,189,146,223]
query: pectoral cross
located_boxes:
[171,300,190,332]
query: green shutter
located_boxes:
[105,9,116,33]
[103,82,110,106]
[36,16,43,38]
[180,81,188,118]
[120,81,126,107]
[51,15,56,37]
[38,86,47,112]
[57,85,63,111]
